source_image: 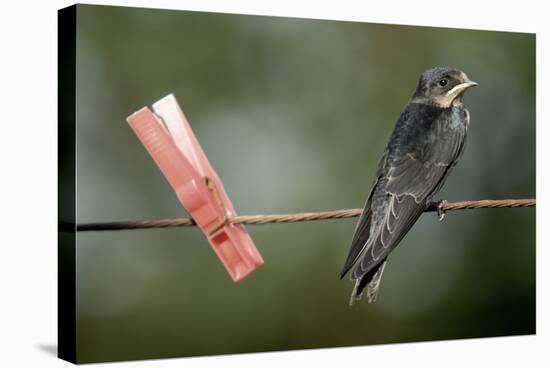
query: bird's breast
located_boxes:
[447,105,470,129]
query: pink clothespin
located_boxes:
[126,94,263,281]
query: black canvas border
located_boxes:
[58,4,77,364]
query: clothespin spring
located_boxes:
[204,177,229,236]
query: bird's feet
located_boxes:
[436,200,448,221]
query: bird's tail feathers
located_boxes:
[349,260,387,306]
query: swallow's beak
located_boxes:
[446,80,478,96]
[463,80,478,88]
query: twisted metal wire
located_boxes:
[74,198,535,232]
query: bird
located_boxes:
[340,67,477,305]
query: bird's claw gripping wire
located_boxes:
[436,200,448,221]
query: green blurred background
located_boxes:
[73,4,535,363]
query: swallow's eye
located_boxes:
[439,79,448,87]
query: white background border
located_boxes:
[0,1,546,367]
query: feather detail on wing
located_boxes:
[351,192,425,280]
[339,180,376,279]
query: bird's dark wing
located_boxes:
[350,190,426,281]
[340,149,389,278]
[343,105,468,287]
[339,182,375,278]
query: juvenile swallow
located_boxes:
[341,67,477,305]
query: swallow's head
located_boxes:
[412,67,477,107]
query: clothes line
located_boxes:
[75,198,535,232]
